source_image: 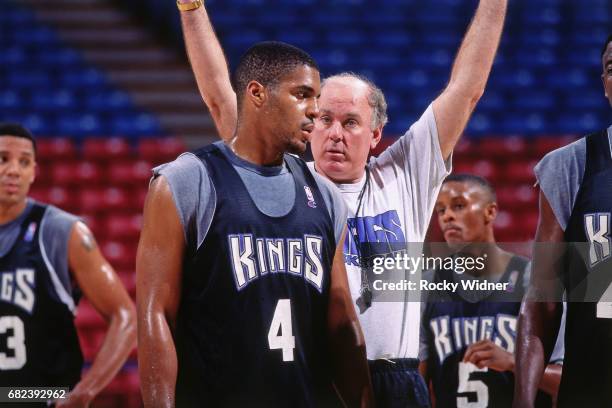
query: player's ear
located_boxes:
[370,126,383,150]
[246,80,267,108]
[603,74,609,99]
[484,202,498,224]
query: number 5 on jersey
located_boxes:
[268,299,295,362]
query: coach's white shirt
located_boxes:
[309,104,451,360]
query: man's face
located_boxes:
[435,181,495,250]
[267,65,320,155]
[310,78,381,183]
[602,41,612,108]
[0,136,36,207]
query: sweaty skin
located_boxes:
[0,135,136,407]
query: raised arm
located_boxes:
[178,1,237,141]
[432,0,507,159]
[60,222,137,407]
[136,176,185,407]
[327,227,374,407]
[513,191,565,408]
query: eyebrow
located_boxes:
[320,109,363,120]
[0,150,33,157]
[293,85,315,94]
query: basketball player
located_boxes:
[514,35,612,408]
[0,123,136,406]
[136,42,373,407]
[419,174,563,407]
[176,0,506,405]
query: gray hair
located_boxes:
[322,72,389,129]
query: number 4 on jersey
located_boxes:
[268,299,296,362]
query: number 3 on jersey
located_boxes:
[0,316,27,370]
[268,299,296,362]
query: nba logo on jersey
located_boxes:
[24,222,37,243]
[304,186,317,208]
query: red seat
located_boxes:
[452,159,499,182]
[74,161,104,186]
[503,160,538,185]
[77,328,106,362]
[47,187,79,212]
[138,138,185,165]
[37,138,76,162]
[102,187,131,213]
[105,214,142,242]
[75,300,105,330]
[532,135,578,159]
[34,165,53,187]
[452,138,479,162]
[78,188,105,213]
[83,137,132,162]
[493,210,514,239]
[51,162,77,187]
[107,160,152,188]
[478,136,527,159]
[133,188,148,212]
[101,241,136,270]
[29,187,49,203]
[118,271,136,298]
[496,184,538,211]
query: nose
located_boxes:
[5,159,21,177]
[441,209,455,224]
[328,121,343,143]
[306,97,320,121]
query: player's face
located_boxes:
[268,65,320,155]
[602,42,612,108]
[0,136,36,207]
[435,181,494,250]
[310,78,381,183]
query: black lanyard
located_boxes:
[350,167,373,310]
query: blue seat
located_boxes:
[110,113,162,137]
[31,90,77,111]
[556,113,605,135]
[8,71,51,88]
[57,114,105,137]
[0,91,23,110]
[512,92,555,111]
[60,68,108,87]
[85,91,133,111]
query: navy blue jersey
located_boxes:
[559,130,612,407]
[175,144,341,407]
[0,203,82,388]
[422,255,553,408]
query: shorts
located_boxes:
[368,358,430,408]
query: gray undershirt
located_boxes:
[154,141,348,253]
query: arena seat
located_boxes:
[104,214,142,242]
[101,241,136,270]
[137,137,185,165]
[107,160,153,187]
[37,138,76,162]
[83,138,132,162]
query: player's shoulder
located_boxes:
[37,200,78,225]
[536,137,586,175]
[153,150,208,180]
[31,200,80,240]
